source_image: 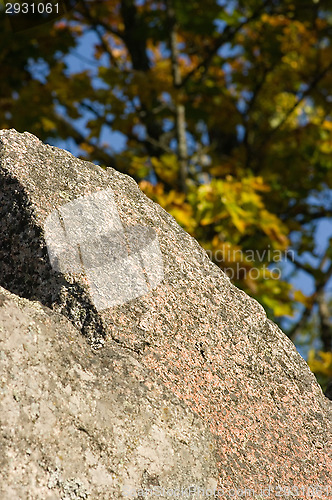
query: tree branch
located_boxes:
[120,0,150,71]
[266,61,332,141]
[180,0,270,88]
[287,255,332,343]
[166,0,188,193]
[79,0,123,40]
[316,286,332,351]
[79,0,121,68]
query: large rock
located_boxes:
[0,129,331,497]
[0,286,217,499]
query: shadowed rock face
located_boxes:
[0,129,331,498]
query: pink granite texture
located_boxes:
[0,129,331,498]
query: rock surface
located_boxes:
[0,286,217,499]
[0,129,331,498]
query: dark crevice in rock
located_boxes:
[0,173,105,347]
[110,335,151,355]
[195,341,206,360]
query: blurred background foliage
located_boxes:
[0,0,331,393]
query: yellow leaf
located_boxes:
[41,117,56,132]
[293,290,313,308]
[308,350,332,377]
[322,120,332,131]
